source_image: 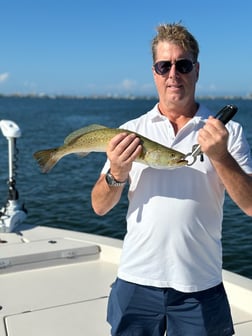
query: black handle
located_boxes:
[214,104,238,125]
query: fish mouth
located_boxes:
[176,158,188,165]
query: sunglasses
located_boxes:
[154,59,196,75]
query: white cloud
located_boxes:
[0,72,9,83]
[23,80,37,89]
[209,84,217,91]
[120,79,137,91]
[140,82,155,93]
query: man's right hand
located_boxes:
[107,132,142,182]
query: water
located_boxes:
[0,96,251,278]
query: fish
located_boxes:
[33,124,188,173]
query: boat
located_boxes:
[0,120,251,335]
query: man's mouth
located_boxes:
[168,84,182,89]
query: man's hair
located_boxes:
[151,23,199,63]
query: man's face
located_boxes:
[152,41,199,108]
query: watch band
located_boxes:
[105,169,127,187]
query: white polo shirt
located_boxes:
[101,103,252,292]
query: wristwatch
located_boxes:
[105,169,127,187]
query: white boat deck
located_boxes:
[0,224,251,335]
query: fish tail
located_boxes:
[33,148,60,173]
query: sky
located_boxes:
[1,0,252,97]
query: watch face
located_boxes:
[106,173,114,185]
[106,172,125,187]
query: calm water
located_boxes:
[0,96,251,278]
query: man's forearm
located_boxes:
[91,174,124,216]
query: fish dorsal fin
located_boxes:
[64,124,108,144]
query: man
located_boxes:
[91,23,252,335]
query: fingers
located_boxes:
[198,117,217,144]
[107,132,142,180]
[198,117,229,160]
[109,133,141,157]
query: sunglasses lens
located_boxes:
[176,59,194,74]
[154,61,172,75]
[154,59,194,75]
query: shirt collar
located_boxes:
[149,103,166,122]
[149,103,212,123]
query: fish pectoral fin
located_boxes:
[138,146,147,160]
[64,124,108,144]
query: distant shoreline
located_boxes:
[0,93,252,101]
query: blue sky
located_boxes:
[1,0,252,97]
